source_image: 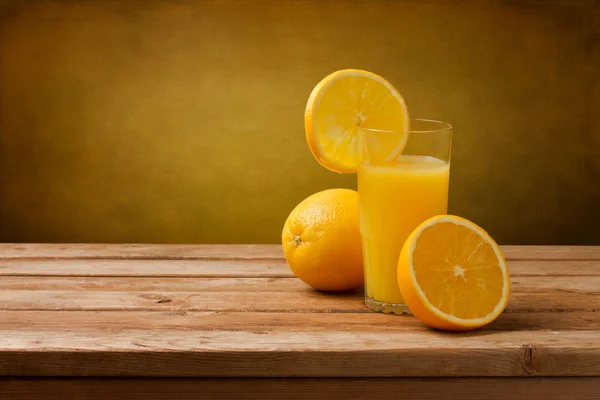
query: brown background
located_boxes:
[0,0,598,245]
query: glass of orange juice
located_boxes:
[358,119,452,314]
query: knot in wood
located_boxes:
[521,344,540,376]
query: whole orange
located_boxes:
[282,188,363,292]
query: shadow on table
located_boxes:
[479,311,576,332]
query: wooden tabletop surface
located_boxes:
[1,243,600,399]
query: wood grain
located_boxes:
[0,310,599,333]
[1,289,599,312]
[0,244,283,260]
[1,258,599,277]
[501,246,600,260]
[2,275,599,294]
[0,276,307,291]
[2,244,600,382]
[0,289,367,312]
[0,259,295,277]
[2,244,599,260]
[2,377,600,400]
[2,329,600,377]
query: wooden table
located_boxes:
[1,244,600,399]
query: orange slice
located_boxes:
[304,69,409,173]
[397,215,510,331]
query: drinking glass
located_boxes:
[358,119,452,314]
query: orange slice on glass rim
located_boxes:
[304,69,409,173]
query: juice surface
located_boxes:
[358,155,450,304]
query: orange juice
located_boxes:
[358,155,450,311]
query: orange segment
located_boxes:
[397,215,510,331]
[305,69,409,173]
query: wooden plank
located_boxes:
[0,277,307,292]
[0,289,367,312]
[2,288,600,312]
[2,377,600,400]
[0,259,294,277]
[0,244,284,260]
[507,260,600,277]
[1,275,598,294]
[1,329,600,377]
[0,310,426,332]
[1,310,599,333]
[510,276,600,293]
[1,288,599,312]
[1,259,599,277]
[501,246,600,260]
[1,244,599,261]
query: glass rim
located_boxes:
[358,118,452,134]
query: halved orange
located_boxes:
[398,215,510,331]
[304,69,409,173]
